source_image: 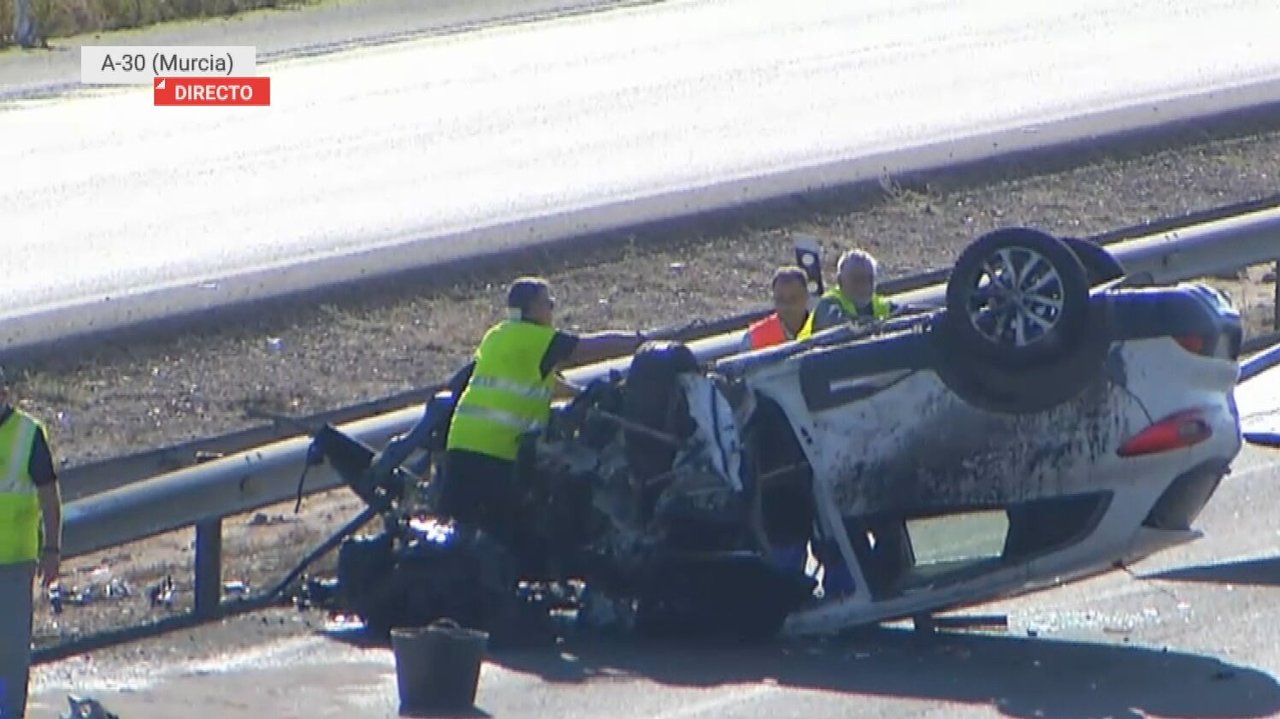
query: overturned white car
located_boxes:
[309,227,1267,643]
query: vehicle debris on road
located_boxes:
[47,565,134,615]
[247,512,297,527]
[59,695,120,719]
[148,575,177,609]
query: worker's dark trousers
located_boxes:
[439,449,520,547]
[13,0,37,47]
[0,561,35,719]
[439,448,556,581]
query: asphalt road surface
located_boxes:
[27,442,1280,719]
[3,0,1280,350]
[0,0,646,95]
[1241,349,1280,440]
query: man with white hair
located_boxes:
[792,248,897,597]
[796,248,896,340]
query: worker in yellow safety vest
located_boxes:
[797,248,897,340]
[740,266,812,352]
[440,276,647,545]
[0,365,62,719]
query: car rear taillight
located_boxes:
[1117,409,1213,458]
[1174,334,1208,355]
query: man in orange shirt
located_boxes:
[739,267,815,581]
[740,266,811,352]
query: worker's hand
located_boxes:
[38,548,60,587]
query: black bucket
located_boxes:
[391,618,489,714]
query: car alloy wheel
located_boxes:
[944,226,1091,370]
[965,245,1067,350]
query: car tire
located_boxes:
[931,323,1112,415]
[944,227,1091,370]
[1060,236,1125,285]
[623,341,700,513]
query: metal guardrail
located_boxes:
[56,206,1280,635]
[1091,205,1279,284]
[57,194,1280,501]
[1242,341,1280,384]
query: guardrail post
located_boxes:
[193,519,223,618]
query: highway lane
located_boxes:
[3,0,1280,351]
[0,0,648,96]
[1240,346,1280,443]
[28,446,1280,718]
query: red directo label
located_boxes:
[153,77,270,106]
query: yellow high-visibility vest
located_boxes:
[797,289,893,340]
[0,409,43,565]
[446,320,559,461]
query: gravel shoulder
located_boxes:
[25,121,1280,657]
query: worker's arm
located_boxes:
[30,428,61,586]
[564,330,645,366]
[889,301,931,318]
[37,484,61,584]
[539,330,644,390]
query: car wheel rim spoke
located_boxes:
[1023,268,1057,294]
[995,251,1018,288]
[1016,253,1046,291]
[1021,305,1056,332]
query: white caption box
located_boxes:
[81,46,257,85]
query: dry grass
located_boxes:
[0,0,317,46]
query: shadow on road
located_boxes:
[1142,555,1280,588]
[479,626,1280,719]
[398,707,491,719]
